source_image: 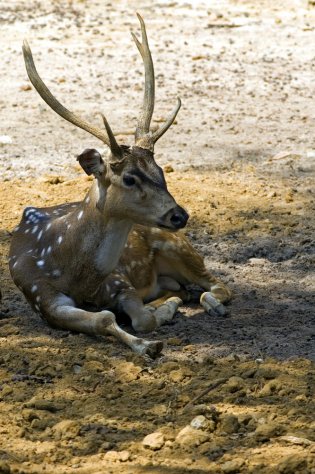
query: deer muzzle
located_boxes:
[158,205,189,230]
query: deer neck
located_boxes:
[79,180,133,276]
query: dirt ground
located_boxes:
[0,0,315,473]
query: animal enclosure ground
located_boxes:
[0,0,315,473]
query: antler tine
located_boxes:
[100,113,122,159]
[22,40,112,148]
[131,13,155,143]
[152,98,181,144]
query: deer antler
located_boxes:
[132,13,181,151]
[22,40,121,156]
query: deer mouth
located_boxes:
[157,206,189,230]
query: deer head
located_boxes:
[22,13,188,231]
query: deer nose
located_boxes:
[169,206,189,229]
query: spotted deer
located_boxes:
[9,14,231,357]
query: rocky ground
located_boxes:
[0,1,314,473]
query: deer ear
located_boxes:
[77,149,105,178]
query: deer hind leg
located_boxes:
[39,292,163,357]
[156,236,232,316]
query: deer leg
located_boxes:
[41,294,163,357]
[191,272,232,316]
[146,296,183,327]
[117,289,183,333]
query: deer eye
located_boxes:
[123,175,136,187]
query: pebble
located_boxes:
[277,454,307,474]
[219,414,240,434]
[114,361,142,383]
[142,432,165,451]
[24,399,64,412]
[190,415,207,430]
[175,425,210,448]
[0,135,12,145]
[104,450,131,462]
[221,458,245,473]
[167,337,182,346]
[224,376,245,393]
[190,415,215,432]
[169,367,193,382]
[255,421,284,440]
[0,461,10,473]
[51,419,80,440]
[279,435,313,446]
[258,380,279,396]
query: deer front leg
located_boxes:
[117,291,182,333]
[43,294,163,357]
[196,275,232,317]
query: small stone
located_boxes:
[24,399,64,412]
[221,458,245,473]
[169,367,193,383]
[73,364,82,374]
[255,422,284,440]
[52,419,80,440]
[248,258,267,266]
[219,414,240,434]
[0,135,12,145]
[190,415,207,430]
[114,361,142,382]
[104,450,120,462]
[279,435,313,446]
[20,84,32,91]
[224,376,245,393]
[142,432,165,451]
[119,450,131,462]
[167,337,182,346]
[277,454,307,474]
[0,461,10,473]
[258,380,279,396]
[175,425,210,448]
[163,164,174,173]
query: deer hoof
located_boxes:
[140,339,164,358]
[200,292,227,316]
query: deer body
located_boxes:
[9,15,231,356]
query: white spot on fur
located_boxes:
[13,225,20,232]
[47,246,52,255]
[35,304,40,312]
[12,260,18,268]
[31,285,38,293]
[37,230,43,241]
[114,280,120,285]
[52,269,61,277]
[25,229,30,234]
[57,236,63,245]
[36,260,45,268]
[85,196,90,204]
[31,225,38,234]
[77,210,84,220]
[41,248,46,257]
[36,295,41,303]
[67,223,71,230]
[46,223,52,231]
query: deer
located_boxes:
[9,14,232,357]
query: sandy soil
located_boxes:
[0,1,314,473]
